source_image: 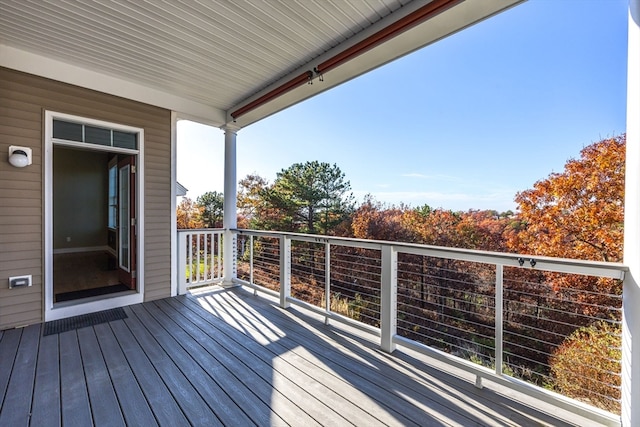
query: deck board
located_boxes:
[0,328,21,412]
[211,291,542,426]
[131,301,293,426]
[156,297,366,426]
[193,289,513,426]
[0,285,607,427]
[107,320,193,426]
[59,330,93,426]
[123,305,246,426]
[0,324,39,427]
[30,333,61,427]
[92,322,158,426]
[163,295,418,426]
[76,327,125,427]
[105,322,190,425]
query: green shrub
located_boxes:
[549,321,621,414]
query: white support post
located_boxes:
[177,231,187,295]
[280,235,291,309]
[222,125,239,288]
[623,2,640,425]
[170,112,178,296]
[380,245,397,353]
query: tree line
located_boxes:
[179,135,624,266]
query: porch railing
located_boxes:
[177,228,224,294]
[178,228,627,426]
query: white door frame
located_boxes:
[44,110,145,321]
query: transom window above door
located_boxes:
[53,119,138,150]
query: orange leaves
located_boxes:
[349,199,513,252]
[351,197,416,242]
[509,135,625,263]
[347,135,625,273]
[176,197,204,229]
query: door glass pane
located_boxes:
[113,131,137,149]
[119,165,130,271]
[108,164,117,228]
[53,120,83,141]
[85,126,111,146]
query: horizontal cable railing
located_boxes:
[177,229,224,293]
[178,228,627,425]
[237,234,280,294]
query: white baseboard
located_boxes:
[53,245,111,255]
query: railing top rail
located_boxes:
[178,228,225,233]
[232,228,627,280]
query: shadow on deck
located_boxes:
[0,286,603,426]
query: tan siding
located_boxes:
[0,215,42,225]
[0,233,40,244]
[0,67,172,329]
[144,287,169,302]
[0,188,41,199]
[0,303,41,327]
[0,258,41,272]
[0,241,42,252]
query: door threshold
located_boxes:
[53,290,136,308]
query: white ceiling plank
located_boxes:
[0,0,524,128]
[0,44,227,126]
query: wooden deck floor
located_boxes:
[0,286,604,426]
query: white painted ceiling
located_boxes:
[0,0,523,127]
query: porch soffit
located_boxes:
[0,0,523,128]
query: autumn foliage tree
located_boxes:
[550,321,621,413]
[506,135,625,313]
[176,197,204,229]
[503,136,625,412]
[508,135,625,263]
[351,197,418,242]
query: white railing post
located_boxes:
[196,231,201,283]
[623,1,640,425]
[177,231,188,295]
[250,235,256,295]
[325,242,331,325]
[204,232,210,281]
[187,233,193,286]
[280,235,291,309]
[380,245,397,353]
[494,264,504,377]
[217,232,222,280]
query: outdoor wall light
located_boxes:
[8,146,32,168]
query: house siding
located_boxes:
[0,67,172,330]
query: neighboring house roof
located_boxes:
[0,0,521,128]
[176,182,188,197]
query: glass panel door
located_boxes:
[119,164,130,272]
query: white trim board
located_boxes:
[44,110,145,321]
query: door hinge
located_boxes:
[131,218,137,226]
[131,165,137,173]
[132,270,137,279]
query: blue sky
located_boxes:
[178,0,628,213]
